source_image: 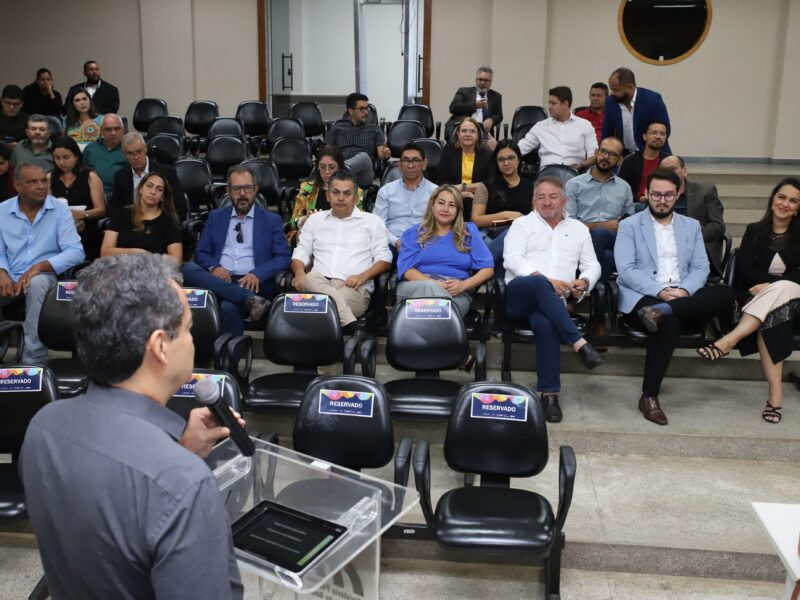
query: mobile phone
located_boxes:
[231,500,347,574]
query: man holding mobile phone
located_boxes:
[447,67,503,139]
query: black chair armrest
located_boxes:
[588,281,607,330]
[225,335,253,386]
[412,440,434,528]
[393,436,413,487]
[212,333,234,370]
[0,321,24,364]
[343,336,358,375]
[474,341,486,381]
[387,269,398,306]
[606,278,620,331]
[358,335,377,378]
[555,445,576,531]
[493,275,507,329]
[62,261,92,279]
[434,121,442,141]
[275,269,293,293]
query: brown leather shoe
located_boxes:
[637,306,664,333]
[638,394,668,425]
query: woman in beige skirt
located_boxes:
[697,178,800,424]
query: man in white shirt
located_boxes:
[503,176,604,422]
[614,168,735,425]
[517,86,598,171]
[292,170,392,330]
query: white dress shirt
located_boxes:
[517,114,598,168]
[651,213,681,286]
[620,88,638,152]
[292,207,392,292]
[503,210,601,287]
[472,89,487,122]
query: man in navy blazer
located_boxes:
[182,165,291,336]
[614,168,734,425]
[601,67,671,155]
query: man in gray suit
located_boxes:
[614,168,735,425]
[660,155,726,278]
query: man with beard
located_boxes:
[67,60,120,115]
[181,165,290,337]
[10,114,53,172]
[601,67,671,155]
[566,136,633,283]
[83,114,127,197]
[618,120,670,203]
[447,66,504,136]
[614,168,735,425]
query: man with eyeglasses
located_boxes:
[565,137,633,284]
[615,168,735,425]
[373,142,438,262]
[110,132,187,220]
[617,120,670,203]
[182,165,290,336]
[0,85,29,146]
[324,92,390,188]
[447,67,503,137]
[83,114,128,197]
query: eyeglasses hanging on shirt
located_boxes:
[234,222,243,243]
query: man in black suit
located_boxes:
[111,132,187,221]
[68,60,120,115]
[447,66,503,137]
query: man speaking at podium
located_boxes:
[20,254,244,599]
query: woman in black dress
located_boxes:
[437,116,493,212]
[101,171,182,262]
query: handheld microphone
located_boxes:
[194,378,255,457]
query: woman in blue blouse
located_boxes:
[397,184,494,316]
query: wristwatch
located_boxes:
[461,183,467,191]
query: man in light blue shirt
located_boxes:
[373,142,438,261]
[0,163,85,363]
[565,136,633,282]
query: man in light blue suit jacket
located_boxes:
[614,168,734,425]
[601,67,671,155]
[182,165,291,337]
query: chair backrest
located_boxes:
[380,161,402,186]
[216,193,268,211]
[184,100,219,136]
[263,293,343,366]
[45,115,63,139]
[147,115,185,139]
[175,158,213,211]
[387,120,426,158]
[512,105,548,131]
[0,365,58,455]
[241,158,281,205]
[288,102,325,137]
[444,381,548,477]
[207,118,246,143]
[447,119,487,144]
[537,164,579,184]
[265,117,306,152]
[512,122,534,145]
[206,136,248,178]
[270,137,313,181]
[166,369,242,421]
[147,133,182,165]
[398,104,434,137]
[294,375,394,470]
[341,103,380,127]
[572,105,589,115]
[411,137,444,182]
[133,98,169,133]
[235,101,272,136]
[38,282,77,352]
[386,297,468,372]
[183,288,223,364]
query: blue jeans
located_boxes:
[590,227,616,282]
[181,262,276,337]
[505,274,582,393]
[486,228,509,280]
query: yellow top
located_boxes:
[461,152,475,185]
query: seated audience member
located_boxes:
[323,93,390,188]
[373,142,437,258]
[602,67,672,155]
[101,172,182,261]
[517,86,598,171]
[291,170,392,330]
[660,154,726,278]
[696,178,800,424]
[48,136,106,260]
[397,184,494,317]
[287,145,363,243]
[472,140,533,271]
[437,116,493,204]
[0,143,15,200]
[67,60,120,115]
[111,132,186,220]
[182,166,291,336]
[617,120,669,203]
[64,87,103,143]
[0,163,84,364]
[614,168,735,426]
[574,82,608,143]
[504,176,604,422]
[565,136,633,282]
[82,114,127,197]
[22,68,64,117]
[447,66,503,137]
[11,114,53,172]
[0,85,28,144]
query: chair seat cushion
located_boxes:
[619,319,705,344]
[49,357,89,398]
[435,486,555,557]
[244,372,318,410]
[0,464,26,520]
[385,378,461,420]
[506,314,587,341]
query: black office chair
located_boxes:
[264,117,305,154]
[413,381,576,600]
[411,137,444,182]
[183,288,241,372]
[184,100,219,154]
[288,101,326,138]
[507,105,548,140]
[380,161,402,186]
[147,133,183,165]
[537,164,579,184]
[386,120,427,158]
[236,293,357,412]
[270,137,314,186]
[147,115,184,140]
[175,158,214,215]
[241,158,283,208]
[512,122,540,177]
[0,321,24,365]
[44,115,63,141]
[398,104,440,139]
[341,103,380,127]
[236,101,272,155]
[206,136,248,180]
[207,118,247,144]
[572,105,589,115]
[133,98,169,133]
[166,369,243,421]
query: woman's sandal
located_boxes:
[696,342,729,361]
[762,403,782,424]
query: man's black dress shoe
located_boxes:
[541,394,562,423]
[578,343,605,370]
[637,306,664,333]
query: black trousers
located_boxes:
[625,285,736,396]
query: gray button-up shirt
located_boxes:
[20,385,243,600]
[565,170,634,223]
[373,177,438,245]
